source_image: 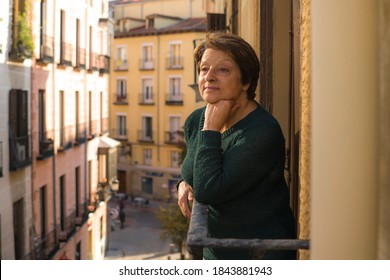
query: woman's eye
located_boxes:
[218,67,228,72]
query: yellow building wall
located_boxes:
[111,31,206,200]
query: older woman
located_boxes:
[177,32,296,260]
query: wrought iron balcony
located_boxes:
[59,41,73,67]
[187,200,310,259]
[165,93,184,105]
[74,123,87,146]
[75,47,86,69]
[58,125,74,152]
[113,92,128,104]
[9,134,32,171]
[110,128,128,140]
[37,34,54,64]
[139,58,154,70]
[37,129,54,160]
[166,56,184,70]
[58,210,77,242]
[99,55,110,74]
[164,131,184,145]
[32,228,60,260]
[88,120,99,140]
[114,58,128,71]
[88,52,100,71]
[137,130,154,143]
[139,93,154,105]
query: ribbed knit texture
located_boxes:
[180,103,296,259]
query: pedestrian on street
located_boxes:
[177,31,296,260]
[119,198,125,229]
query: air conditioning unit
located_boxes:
[17,144,26,161]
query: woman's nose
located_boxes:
[205,69,216,81]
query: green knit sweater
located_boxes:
[180,103,296,260]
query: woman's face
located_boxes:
[198,48,249,104]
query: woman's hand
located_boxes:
[177,181,194,219]
[203,100,240,131]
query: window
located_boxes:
[207,13,226,31]
[141,78,153,104]
[167,77,183,104]
[38,90,46,142]
[143,149,152,165]
[59,91,65,148]
[168,42,182,69]
[116,115,127,139]
[9,89,31,170]
[171,151,180,168]
[115,45,127,70]
[140,116,153,142]
[39,0,54,62]
[166,116,182,144]
[141,177,153,195]
[141,44,153,69]
[39,186,47,236]
[75,167,80,217]
[60,175,66,232]
[115,79,127,103]
[60,10,72,66]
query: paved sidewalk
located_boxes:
[105,197,185,260]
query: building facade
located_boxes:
[1,0,117,260]
[110,0,206,201]
[0,0,33,260]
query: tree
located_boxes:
[17,9,34,58]
[156,202,190,260]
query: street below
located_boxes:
[105,197,182,260]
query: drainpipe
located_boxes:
[156,32,161,164]
[84,0,88,216]
[51,0,57,243]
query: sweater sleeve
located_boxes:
[192,125,285,205]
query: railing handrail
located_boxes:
[187,200,310,255]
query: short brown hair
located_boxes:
[193,32,260,99]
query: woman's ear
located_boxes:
[243,83,250,92]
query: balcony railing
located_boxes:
[139,58,154,70]
[88,52,100,71]
[164,131,184,145]
[166,56,184,69]
[99,55,110,74]
[34,228,60,260]
[75,47,86,69]
[58,125,74,152]
[37,129,54,160]
[58,210,77,242]
[114,59,128,71]
[113,92,128,104]
[137,130,154,143]
[110,128,128,140]
[38,34,54,64]
[59,41,73,67]
[9,134,32,171]
[76,201,88,226]
[187,200,310,259]
[74,123,87,146]
[139,93,154,105]
[88,120,99,140]
[166,93,184,105]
